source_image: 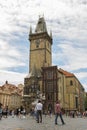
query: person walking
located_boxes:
[35,100,43,123]
[55,100,65,125]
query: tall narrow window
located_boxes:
[75,97,78,108]
[36,40,40,48]
[70,80,73,86]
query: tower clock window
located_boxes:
[36,39,40,48]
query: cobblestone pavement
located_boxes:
[0,115,87,130]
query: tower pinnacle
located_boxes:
[35,17,47,33]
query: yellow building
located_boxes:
[0,86,10,107]
[0,81,23,110]
[58,68,85,112]
[23,16,85,113]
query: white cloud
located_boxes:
[0,40,25,69]
[59,43,87,70]
[0,70,26,86]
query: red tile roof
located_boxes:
[59,68,74,77]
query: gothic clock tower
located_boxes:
[29,16,53,76]
[23,17,53,112]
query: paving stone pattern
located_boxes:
[0,115,87,130]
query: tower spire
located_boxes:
[35,16,47,33]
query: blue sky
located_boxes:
[0,0,87,91]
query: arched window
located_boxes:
[70,80,73,86]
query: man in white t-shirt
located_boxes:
[36,100,43,123]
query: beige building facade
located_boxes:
[0,81,23,110]
[58,69,85,112]
[23,16,85,113]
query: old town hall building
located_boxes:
[23,16,85,113]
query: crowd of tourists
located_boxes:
[29,99,65,125]
[0,101,87,125]
[0,104,26,120]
